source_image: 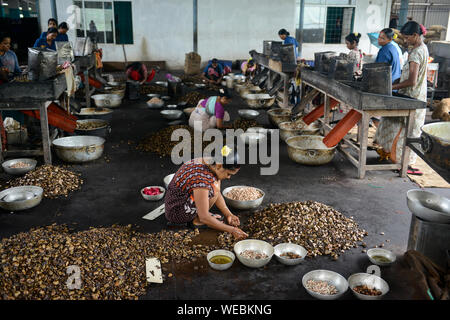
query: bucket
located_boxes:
[407,214,450,268]
[168,81,183,98]
[226,77,234,89]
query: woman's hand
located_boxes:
[226,214,240,227]
[231,227,248,240]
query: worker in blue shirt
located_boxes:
[376,28,402,83]
[278,29,299,60]
[202,58,224,84]
[56,22,69,42]
[39,18,58,40]
[34,28,58,50]
[40,22,69,43]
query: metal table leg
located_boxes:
[84,70,91,108]
[400,110,416,178]
[357,112,370,179]
[40,102,52,164]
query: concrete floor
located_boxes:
[0,74,448,300]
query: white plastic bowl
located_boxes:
[141,186,165,201]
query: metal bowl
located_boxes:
[161,96,171,101]
[75,119,110,138]
[155,81,168,87]
[406,189,450,224]
[302,270,348,300]
[286,135,336,166]
[367,248,396,266]
[52,136,105,163]
[167,104,178,109]
[274,243,307,266]
[141,186,165,201]
[0,186,44,211]
[178,101,188,107]
[234,239,274,268]
[239,132,267,145]
[107,81,121,87]
[348,271,389,300]
[76,108,113,122]
[160,110,183,120]
[279,122,305,142]
[238,109,260,120]
[147,101,165,109]
[207,249,235,271]
[92,94,122,108]
[164,173,175,189]
[244,93,275,109]
[267,108,292,127]
[247,127,269,135]
[222,186,265,210]
[2,158,37,175]
[147,93,161,98]
[183,107,195,116]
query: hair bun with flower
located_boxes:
[393,33,398,39]
[221,145,232,157]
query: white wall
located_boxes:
[301,0,392,60]
[38,0,391,68]
[197,0,296,64]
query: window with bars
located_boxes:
[296,0,356,44]
[73,1,133,44]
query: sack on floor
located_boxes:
[185,52,201,75]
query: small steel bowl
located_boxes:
[407,189,450,224]
[302,270,348,300]
[141,186,165,201]
[239,132,267,145]
[107,81,121,87]
[147,101,165,109]
[238,109,260,120]
[147,93,161,98]
[274,243,307,266]
[222,186,265,210]
[183,107,195,116]
[207,250,235,271]
[167,104,178,109]
[0,186,44,212]
[348,273,389,300]
[160,110,183,120]
[161,96,171,101]
[155,81,168,87]
[367,248,396,266]
[178,101,188,107]
[164,173,175,189]
[246,127,269,135]
[2,158,37,175]
[234,239,274,268]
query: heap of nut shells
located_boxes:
[137,121,260,157]
[218,201,368,260]
[6,165,83,198]
[0,225,218,300]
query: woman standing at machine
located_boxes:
[165,146,248,240]
[345,32,363,75]
[0,33,21,82]
[278,29,299,60]
[374,21,429,172]
[376,28,402,83]
[189,88,232,131]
